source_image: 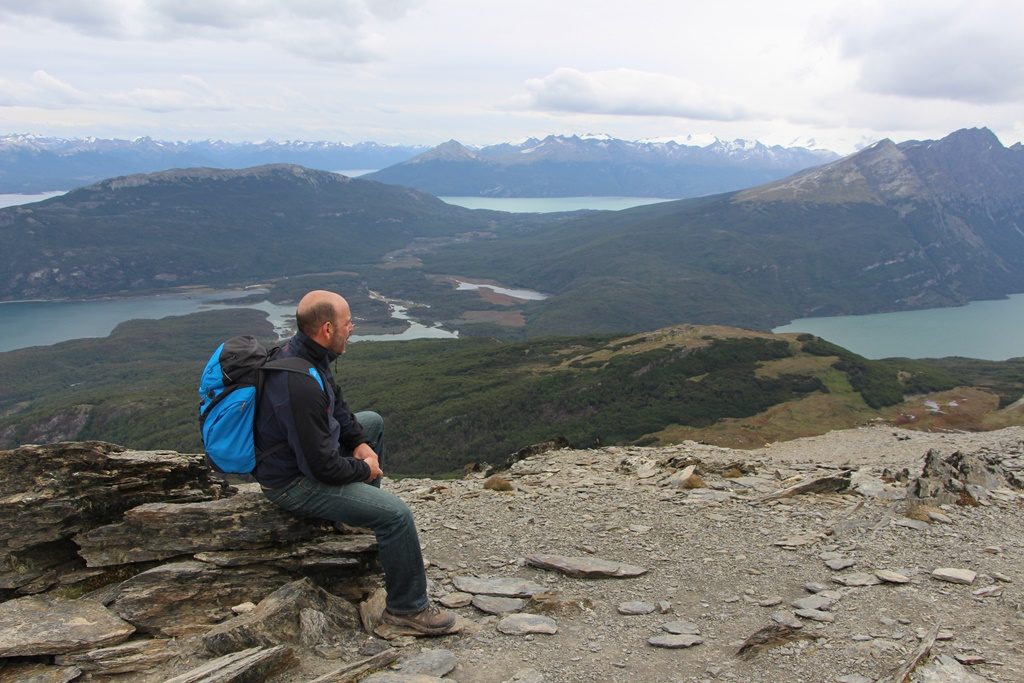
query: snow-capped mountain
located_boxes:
[363,134,839,198]
[0,135,428,192]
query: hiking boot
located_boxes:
[382,604,457,635]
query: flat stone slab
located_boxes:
[825,558,857,571]
[438,592,473,608]
[0,595,135,657]
[393,649,457,677]
[0,662,83,683]
[773,532,826,548]
[791,595,834,611]
[973,585,1003,598]
[497,614,558,635]
[385,651,454,679]
[683,489,735,503]
[759,471,851,501]
[837,675,873,683]
[932,567,977,585]
[525,554,648,578]
[617,601,656,615]
[647,633,704,648]
[452,576,546,597]
[832,572,881,587]
[661,620,701,635]
[770,611,803,628]
[472,595,526,615]
[55,638,178,675]
[163,644,295,683]
[875,570,910,584]
[894,518,930,531]
[795,608,835,623]
[928,511,953,524]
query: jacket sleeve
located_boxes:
[333,382,368,451]
[285,372,370,485]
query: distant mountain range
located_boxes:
[362,134,840,198]
[2,127,1021,336]
[0,135,426,193]
[420,127,1024,333]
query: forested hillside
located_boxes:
[2,309,1021,475]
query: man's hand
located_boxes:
[353,443,382,482]
[363,456,383,482]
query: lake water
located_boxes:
[0,188,672,215]
[0,289,464,352]
[0,291,297,352]
[439,196,677,212]
[772,294,1024,361]
[454,279,549,300]
[0,191,67,208]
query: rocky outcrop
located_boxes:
[0,441,380,680]
[109,561,295,636]
[201,578,362,655]
[0,595,135,656]
[0,441,229,595]
[75,491,324,567]
[908,448,1024,505]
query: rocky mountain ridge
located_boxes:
[1,425,1021,682]
[738,128,1024,205]
[0,163,516,301]
[438,127,1024,333]
[363,134,838,198]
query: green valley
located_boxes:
[2,309,1021,476]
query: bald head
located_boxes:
[296,290,348,337]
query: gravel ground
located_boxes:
[146,425,1022,683]
[364,425,1024,683]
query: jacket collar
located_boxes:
[292,330,339,366]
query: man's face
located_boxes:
[327,304,355,354]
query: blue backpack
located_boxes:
[198,336,324,474]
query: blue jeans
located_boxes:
[346,410,385,487]
[263,412,428,614]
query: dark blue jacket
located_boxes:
[253,331,370,489]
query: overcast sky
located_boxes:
[1,0,1021,153]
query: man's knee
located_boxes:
[380,496,415,530]
[355,411,383,441]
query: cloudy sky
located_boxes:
[0,0,1021,153]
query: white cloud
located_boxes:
[0,0,129,36]
[516,68,753,122]
[0,0,1020,151]
[827,0,1024,104]
[0,0,421,62]
[0,71,232,113]
[108,76,233,112]
[31,70,88,104]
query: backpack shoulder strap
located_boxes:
[261,357,326,392]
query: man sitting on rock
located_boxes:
[254,289,457,636]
